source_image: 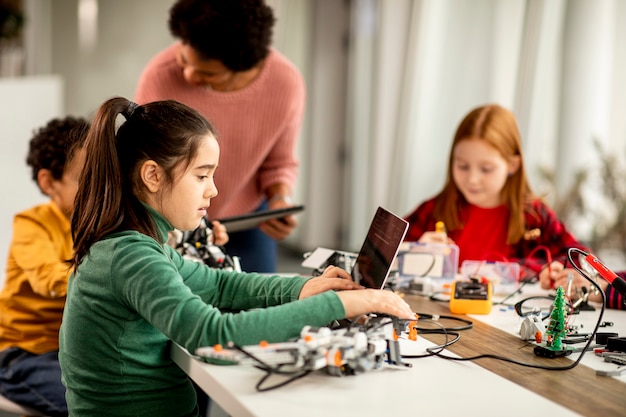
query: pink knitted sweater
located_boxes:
[135,42,305,218]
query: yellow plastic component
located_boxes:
[449,281,493,314]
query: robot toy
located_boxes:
[195,314,418,377]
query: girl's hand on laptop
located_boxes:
[337,289,415,320]
[299,266,363,299]
[318,265,353,281]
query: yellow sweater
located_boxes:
[0,201,71,353]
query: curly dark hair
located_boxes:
[168,0,275,72]
[26,116,90,192]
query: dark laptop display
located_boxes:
[351,207,409,289]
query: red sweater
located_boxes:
[404,197,589,273]
[135,43,305,218]
[404,197,625,309]
[452,204,509,265]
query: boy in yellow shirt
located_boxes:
[0,116,89,417]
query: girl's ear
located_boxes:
[508,155,521,176]
[37,169,54,196]
[140,160,163,193]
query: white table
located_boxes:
[171,337,581,417]
[172,282,626,417]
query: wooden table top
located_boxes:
[404,294,625,417]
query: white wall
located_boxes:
[50,0,175,116]
[0,0,172,286]
[0,76,63,286]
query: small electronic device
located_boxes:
[449,279,493,315]
[195,315,416,379]
[533,344,573,358]
[519,315,546,341]
[174,219,241,271]
[302,206,408,290]
[301,248,357,276]
[583,253,626,302]
[302,207,408,330]
[395,242,459,294]
[350,207,409,289]
[606,336,626,353]
[217,205,305,232]
[460,260,520,294]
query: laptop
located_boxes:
[301,206,409,289]
[350,206,409,289]
[324,207,408,329]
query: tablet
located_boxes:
[216,205,305,232]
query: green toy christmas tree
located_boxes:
[545,286,568,350]
[534,286,572,358]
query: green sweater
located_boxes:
[59,208,345,417]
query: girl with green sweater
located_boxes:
[58,96,413,417]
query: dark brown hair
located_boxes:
[168,0,275,71]
[26,116,90,194]
[434,104,535,244]
[71,97,216,269]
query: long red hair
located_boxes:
[433,104,535,244]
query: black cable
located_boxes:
[230,343,277,371]
[495,260,562,307]
[230,343,304,375]
[254,368,312,392]
[415,247,606,371]
[414,312,473,332]
[401,318,462,359]
[428,292,450,303]
[417,253,437,277]
[230,316,403,391]
[513,295,556,321]
[228,342,316,391]
[494,278,534,306]
[235,256,605,392]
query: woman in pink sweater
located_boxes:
[135,0,305,273]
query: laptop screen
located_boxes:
[351,207,409,289]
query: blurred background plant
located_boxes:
[0,0,23,40]
[0,0,25,77]
[538,139,626,269]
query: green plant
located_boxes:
[0,2,24,41]
[538,138,626,256]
